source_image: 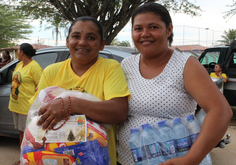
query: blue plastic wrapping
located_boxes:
[128,115,212,165]
[54,139,110,165]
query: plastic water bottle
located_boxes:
[173,117,191,157]
[140,123,163,165]
[129,127,143,165]
[186,114,212,165]
[200,153,212,165]
[186,114,201,144]
[157,120,177,162]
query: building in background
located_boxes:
[170,44,208,58]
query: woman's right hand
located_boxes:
[37,98,66,130]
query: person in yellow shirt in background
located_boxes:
[9,43,43,165]
[210,63,228,83]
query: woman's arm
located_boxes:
[219,72,228,83]
[36,61,129,130]
[184,57,232,164]
[37,96,128,130]
[160,57,232,165]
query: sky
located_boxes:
[19,0,235,48]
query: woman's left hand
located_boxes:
[37,98,65,130]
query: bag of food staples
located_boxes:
[20,86,110,165]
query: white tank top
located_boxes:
[117,50,197,164]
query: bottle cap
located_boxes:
[173,117,181,124]
[186,114,194,121]
[130,127,140,134]
[141,123,152,130]
[158,120,167,127]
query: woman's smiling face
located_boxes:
[66,20,105,66]
[132,12,172,57]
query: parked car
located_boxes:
[198,40,236,118]
[0,45,139,138]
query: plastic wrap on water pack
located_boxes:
[20,86,110,165]
[128,115,212,165]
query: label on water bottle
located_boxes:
[141,146,147,160]
[160,140,177,156]
[175,136,191,152]
[131,148,143,162]
[190,133,199,143]
[143,142,162,159]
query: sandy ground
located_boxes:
[0,136,20,165]
[210,120,236,165]
[0,120,236,165]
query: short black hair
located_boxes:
[216,63,222,68]
[20,43,36,57]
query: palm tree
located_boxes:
[217,29,236,45]
[45,14,69,46]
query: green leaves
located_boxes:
[14,0,202,45]
[218,29,236,45]
[111,37,131,47]
[223,1,236,20]
[44,13,70,46]
[0,4,32,48]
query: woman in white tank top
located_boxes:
[117,2,232,165]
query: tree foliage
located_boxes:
[16,0,202,45]
[111,38,120,46]
[218,29,236,45]
[0,4,32,48]
[45,14,70,46]
[224,0,236,20]
[111,37,131,47]
[119,40,131,47]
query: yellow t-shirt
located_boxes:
[8,60,43,115]
[210,72,227,79]
[30,57,130,165]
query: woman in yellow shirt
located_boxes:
[31,16,130,165]
[210,63,228,82]
[9,43,42,165]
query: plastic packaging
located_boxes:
[200,153,212,165]
[186,114,212,165]
[173,117,191,157]
[20,86,110,165]
[128,115,212,165]
[141,123,163,164]
[22,151,76,165]
[157,120,177,161]
[186,114,201,144]
[54,139,110,165]
[128,127,143,165]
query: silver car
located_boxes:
[0,45,138,138]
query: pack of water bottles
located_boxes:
[128,114,212,165]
